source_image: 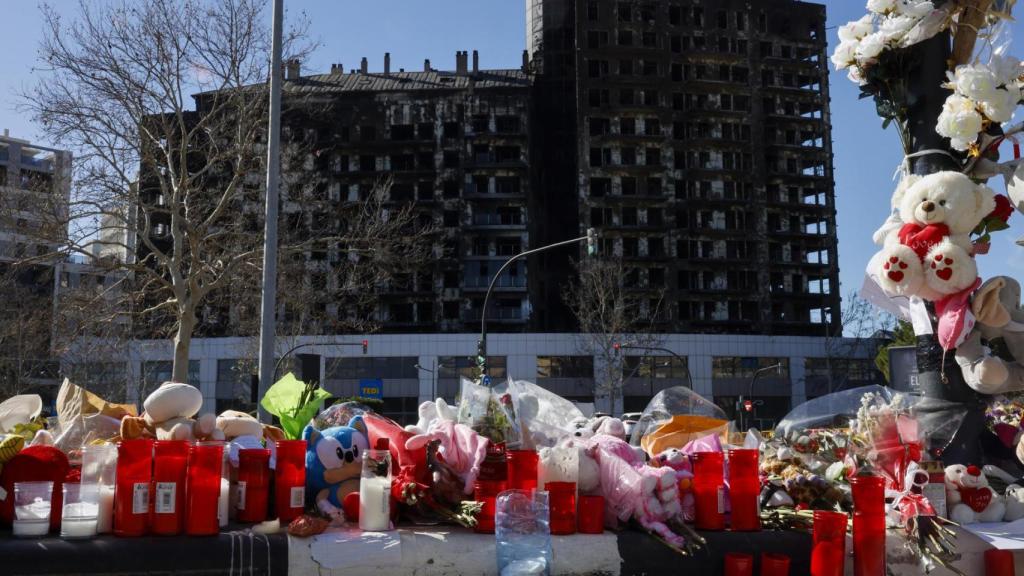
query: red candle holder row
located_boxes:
[693,449,761,531]
[112,438,305,536]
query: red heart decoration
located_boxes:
[898,223,950,259]
[887,270,904,282]
[936,268,953,281]
[960,486,993,513]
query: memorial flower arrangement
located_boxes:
[936,56,1023,152]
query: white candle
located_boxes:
[61,502,98,540]
[358,476,391,531]
[218,478,230,527]
[13,519,49,537]
[15,500,51,520]
[95,485,115,533]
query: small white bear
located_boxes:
[872,172,996,301]
[945,464,1006,524]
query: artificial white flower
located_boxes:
[894,0,934,18]
[878,14,919,45]
[989,54,1023,86]
[981,87,1019,123]
[936,94,983,151]
[838,14,875,42]
[867,0,898,14]
[831,39,859,70]
[855,31,887,65]
[953,64,1001,103]
[848,66,868,86]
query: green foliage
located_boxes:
[260,372,333,439]
[874,321,917,383]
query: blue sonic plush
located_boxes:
[304,415,369,520]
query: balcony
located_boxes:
[463,307,525,322]
[463,274,527,291]
[469,213,526,229]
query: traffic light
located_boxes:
[586,227,598,256]
[613,342,621,354]
[476,340,487,368]
[362,339,368,355]
[743,399,753,412]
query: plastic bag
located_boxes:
[629,387,729,457]
[456,377,521,446]
[775,385,892,440]
[507,379,584,449]
[314,401,371,430]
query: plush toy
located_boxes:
[120,382,223,442]
[872,171,995,300]
[406,419,488,494]
[304,416,369,521]
[1004,484,1024,521]
[0,445,70,530]
[945,464,1005,524]
[549,437,601,495]
[405,398,457,436]
[655,448,695,521]
[957,277,1024,394]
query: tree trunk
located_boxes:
[171,308,195,383]
[904,32,988,467]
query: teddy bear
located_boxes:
[655,448,695,521]
[119,382,223,442]
[945,463,1006,524]
[872,171,996,301]
[957,277,1024,394]
[304,416,369,522]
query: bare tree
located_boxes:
[562,256,665,411]
[814,291,897,395]
[16,0,433,384]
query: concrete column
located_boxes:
[690,355,713,399]
[507,354,536,384]
[417,354,437,404]
[199,356,217,413]
[126,341,142,406]
[789,356,807,407]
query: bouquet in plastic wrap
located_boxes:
[507,379,584,449]
[456,377,521,447]
[986,394,1024,449]
[629,387,730,459]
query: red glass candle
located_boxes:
[474,443,508,534]
[151,440,189,535]
[811,510,847,576]
[114,439,153,537]
[692,451,726,530]
[851,475,886,576]
[185,443,223,536]
[728,449,760,531]
[507,450,538,492]
[237,449,271,523]
[724,552,754,576]
[760,553,791,576]
[546,481,577,535]
[275,440,306,523]
[985,549,1015,576]
[577,494,604,534]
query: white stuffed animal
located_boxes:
[945,464,1006,524]
[872,171,995,301]
[405,398,457,435]
[1004,484,1024,521]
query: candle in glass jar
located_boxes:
[96,485,115,533]
[358,476,391,531]
[61,502,99,539]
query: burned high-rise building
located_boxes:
[529,0,840,336]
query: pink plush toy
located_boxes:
[405,420,489,495]
[656,448,695,521]
[581,434,686,547]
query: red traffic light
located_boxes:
[362,339,368,354]
[743,399,753,412]
[613,342,621,351]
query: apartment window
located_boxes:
[590,117,611,136]
[326,357,418,380]
[591,177,611,197]
[621,147,637,165]
[647,208,663,226]
[590,147,612,167]
[589,88,610,107]
[620,117,636,135]
[648,236,664,256]
[642,90,658,106]
[645,148,661,166]
[622,237,639,256]
[619,59,634,75]
[587,0,599,20]
[618,2,631,22]
[361,126,376,141]
[622,356,689,380]
[717,10,727,29]
[359,155,376,172]
[417,122,434,139]
[588,59,609,78]
[587,30,609,49]
[390,124,414,140]
[623,207,638,226]
[443,121,460,138]
[496,177,521,195]
[619,89,635,105]
[646,177,662,196]
[442,180,459,199]
[642,32,656,48]
[645,118,660,136]
[443,150,460,168]
[443,210,460,227]
[669,6,681,25]
[642,60,658,76]
[621,176,637,196]
[590,207,612,226]
[618,30,633,46]
[649,268,665,287]
[538,356,594,379]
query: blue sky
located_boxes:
[2,0,1021,322]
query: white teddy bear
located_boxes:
[945,464,1006,524]
[872,171,995,301]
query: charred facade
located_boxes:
[530,0,841,336]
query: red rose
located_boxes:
[990,194,1014,222]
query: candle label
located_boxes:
[237,481,247,510]
[290,486,304,508]
[155,482,176,514]
[132,482,149,515]
[717,486,725,514]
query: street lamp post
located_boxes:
[477,229,597,379]
[741,363,783,431]
[614,344,693,388]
